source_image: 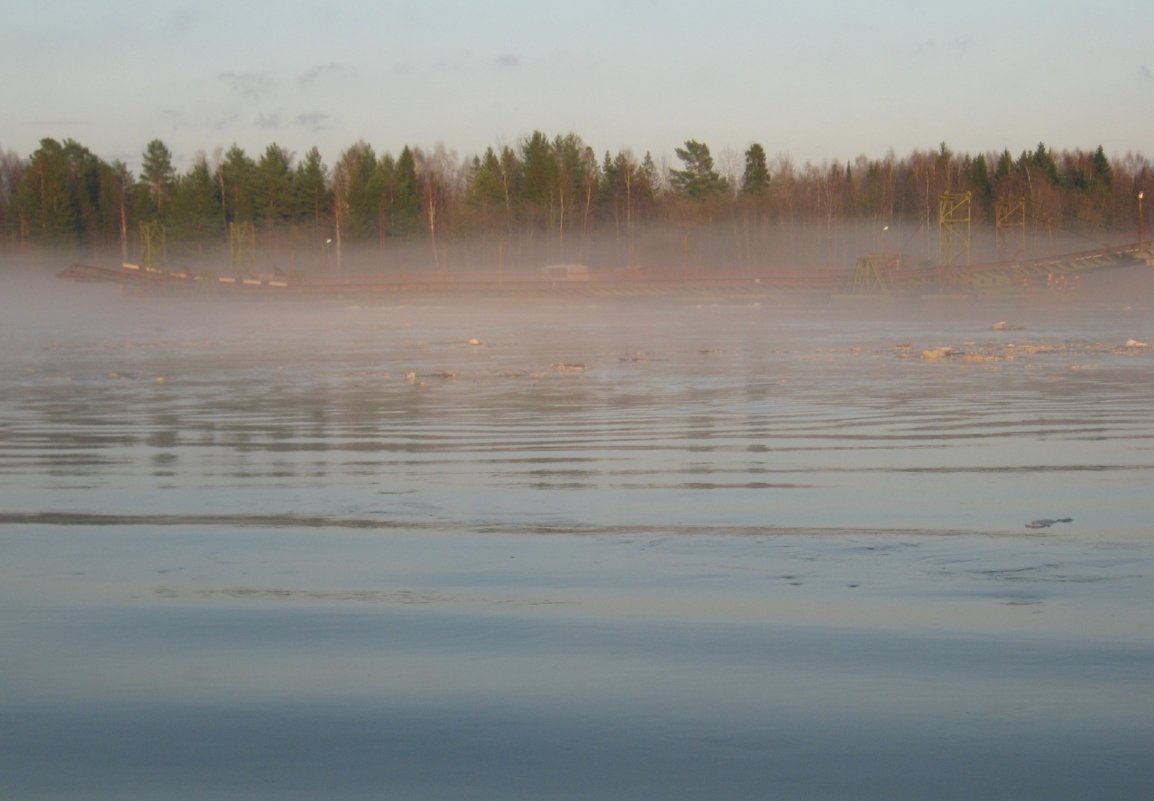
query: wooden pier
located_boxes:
[58,242,1153,299]
[850,242,1153,294]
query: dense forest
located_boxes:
[0,133,1149,273]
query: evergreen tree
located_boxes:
[62,139,105,244]
[17,138,78,245]
[0,148,25,244]
[670,140,727,199]
[1090,145,1112,189]
[253,143,295,229]
[994,149,1015,182]
[965,153,992,200]
[1031,142,1060,184]
[139,139,176,221]
[392,146,421,235]
[520,130,558,219]
[552,132,595,243]
[333,141,381,241]
[640,153,660,199]
[741,143,770,195]
[465,146,509,231]
[498,145,522,220]
[217,145,256,224]
[169,154,223,246]
[293,147,330,235]
[97,159,135,255]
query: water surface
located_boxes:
[2,275,1152,799]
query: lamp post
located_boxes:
[1139,191,1145,248]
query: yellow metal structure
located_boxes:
[996,198,1026,259]
[230,222,255,274]
[938,192,972,269]
[139,221,166,270]
[851,256,889,293]
[850,253,909,293]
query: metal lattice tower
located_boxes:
[850,255,891,293]
[938,192,972,268]
[139,221,166,270]
[996,198,1026,259]
[230,222,255,274]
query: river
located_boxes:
[2,270,1152,800]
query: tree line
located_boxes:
[1,133,1149,271]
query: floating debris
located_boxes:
[991,321,1026,331]
[551,362,586,372]
[1124,338,1149,349]
[920,347,963,360]
[468,338,482,346]
[1025,517,1073,529]
[959,352,1002,363]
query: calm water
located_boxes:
[2,274,1153,799]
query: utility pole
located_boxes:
[1139,190,1145,248]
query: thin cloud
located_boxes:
[220,71,276,101]
[912,38,970,59]
[255,111,283,130]
[494,53,520,69]
[160,108,185,131]
[299,62,348,86]
[945,38,971,56]
[295,112,330,132]
[209,112,241,133]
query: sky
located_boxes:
[3,0,1152,176]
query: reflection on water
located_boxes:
[2,278,1153,800]
[3,288,1152,537]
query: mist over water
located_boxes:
[2,264,1153,800]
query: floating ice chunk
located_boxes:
[1025,517,1073,529]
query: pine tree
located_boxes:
[392,146,420,235]
[333,141,381,242]
[1090,145,1112,189]
[741,143,770,195]
[670,140,727,199]
[465,146,509,231]
[253,143,295,229]
[293,147,330,235]
[140,139,176,221]
[169,154,223,247]
[217,145,256,224]
[17,138,78,245]
[520,130,558,218]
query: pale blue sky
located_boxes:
[4,0,1152,174]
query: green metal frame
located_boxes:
[851,255,890,293]
[139,221,166,270]
[996,197,1026,259]
[938,192,972,270]
[230,222,255,274]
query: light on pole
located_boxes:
[1139,191,1145,248]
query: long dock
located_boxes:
[58,242,1153,298]
[851,242,1153,293]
